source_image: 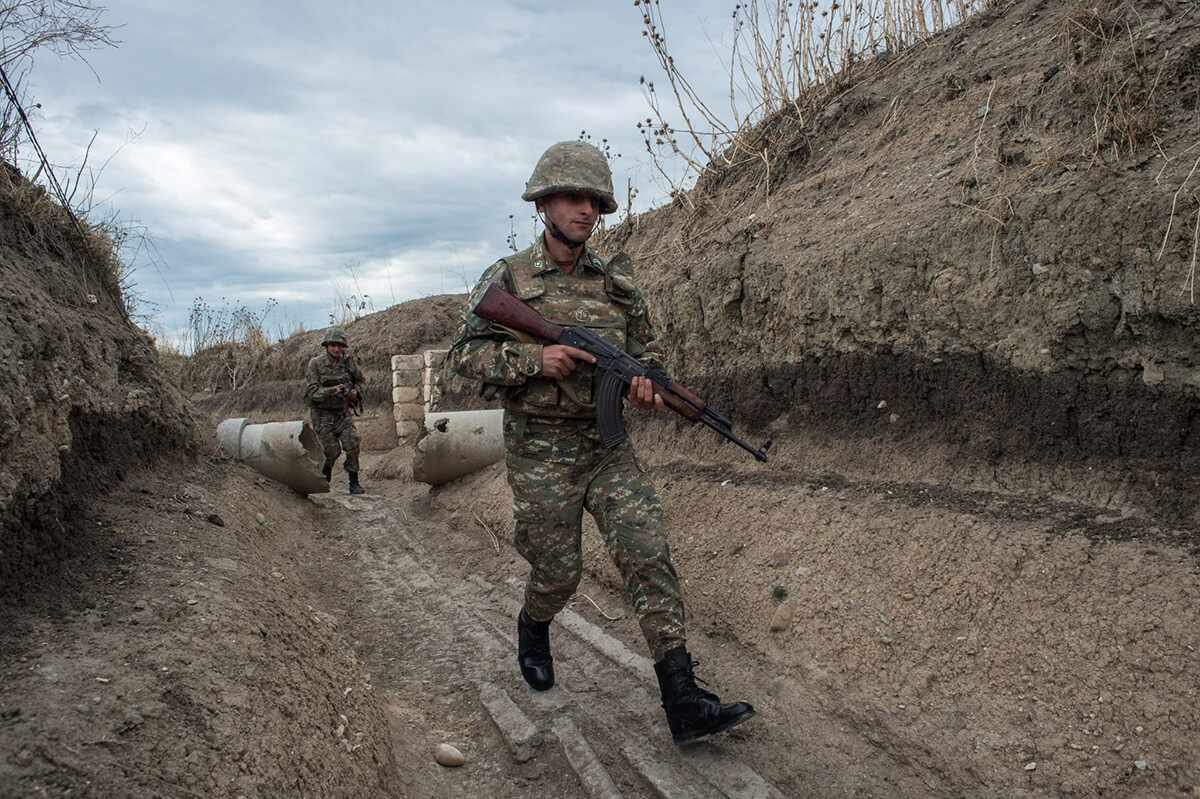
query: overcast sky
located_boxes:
[22,0,741,344]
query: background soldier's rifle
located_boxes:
[321,376,363,416]
[473,284,771,462]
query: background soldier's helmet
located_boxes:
[521,141,618,215]
[322,328,348,346]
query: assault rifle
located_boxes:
[473,284,771,462]
[322,375,363,416]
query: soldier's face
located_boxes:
[325,343,347,358]
[541,192,600,241]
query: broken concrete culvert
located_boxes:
[216,417,330,495]
[5,1,1200,798]
[411,410,504,486]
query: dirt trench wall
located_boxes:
[607,0,1200,488]
[182,294,466,402]
[0,170,193,600]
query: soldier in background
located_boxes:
[305,328,366,495]
[447,141,755,744]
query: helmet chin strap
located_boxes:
[538,210,596,251]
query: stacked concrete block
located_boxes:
[423,349,448,412]
[392,353,425,441]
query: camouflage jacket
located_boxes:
[304,353,366,413]
[447,238,663,420]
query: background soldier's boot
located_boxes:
[654,646,755,744]
[322,461,333,482]
[347,471,364,495]
[517,608,554,691]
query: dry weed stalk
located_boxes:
[1187,208,1200,304]
[1061,0,1168,163]
[472,511,501,554]
[634,0,988,196]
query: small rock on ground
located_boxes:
[434,743,465,767]
[769,602,796,633]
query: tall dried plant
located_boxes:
[635,0,988,194]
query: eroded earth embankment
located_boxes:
[605,0,1200,509]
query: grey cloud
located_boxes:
[27,0,740,342]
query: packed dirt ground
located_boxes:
[3,435,1196,797]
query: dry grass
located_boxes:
[1061,0,1170,162]
[634,0,991,199]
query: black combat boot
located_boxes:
[347,471,365,495]
[517,607,554,691]
[322,460,333,482]
[654,646,755,744]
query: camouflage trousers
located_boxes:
[504,413,686,661]
[311,409,361,473]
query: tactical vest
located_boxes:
[500,246,641,420]
[308,355,360,412]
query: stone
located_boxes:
[255,513,266,525]
[205,513,225,527]
[1134,759,1148,771]
[1024,762,1037,771]
[434,743,465,767]
[888,413,900,424]
[392,369,421,388]
[1141,363,1165,386]
[392,386,419,404]
[393,354,424,371]
[769,602,796,633]
[393,403,425,422]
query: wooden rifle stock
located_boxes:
[475,284,565,342]
[472,284,770,461]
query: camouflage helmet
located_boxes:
[322,328,348,347]
[522,141,617,215]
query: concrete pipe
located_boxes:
[216,417,330,495]
[411,410,505,486]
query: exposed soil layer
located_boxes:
[700,347,1200,519]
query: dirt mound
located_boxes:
[184,294,465,413]
[0,166,193,601]
[604,0,1200,508]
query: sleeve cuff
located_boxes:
[517,343,543,378]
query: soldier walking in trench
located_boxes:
[448,141,755,743]
[305,328,366,495]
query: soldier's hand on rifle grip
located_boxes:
[628,375,665,412]
[541,345,595,380]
